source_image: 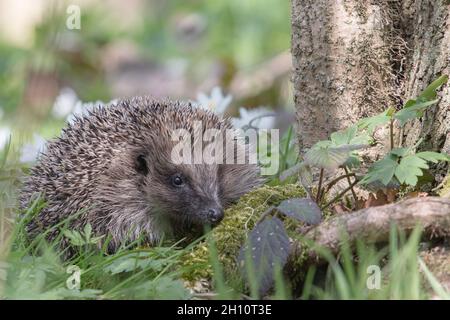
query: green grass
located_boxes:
[0,138,448,300]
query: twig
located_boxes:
[323,172,356,196]
[343,166,358,202]
[321,180,359,210]
[316,168,324,202]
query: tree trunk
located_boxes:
[291,0,450,165]
[400,1,450,179]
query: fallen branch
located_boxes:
[300,197,450,263]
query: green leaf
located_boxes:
[330,125,357,145]
[395,155,428,186]
[344,155,360,169]
[394,75,448,126]
[394,99,439,126]
[238,217,291,296]
[358,108,393,134]
[416,151,450,163]
[390,147,411,157]
[360,156,398,186]
[277,198,322,225]
[63,230,85,246]
[304,144,367,170]
[83,223,92,237]
[417,75,448,102]
[103,251,170,275]
[330,125,371,148]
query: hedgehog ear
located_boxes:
[135,154,149,175]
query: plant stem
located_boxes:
[343,166,358,202]
[282,126,293,172]
[321,180,359,210]
[316,168,324,202]
[389,118,394,150]
[323,172,356,196]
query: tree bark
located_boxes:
[291,0,450,161]
[400,1,450,178]
[301,197,450,263]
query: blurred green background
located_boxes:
[0,0,293,144]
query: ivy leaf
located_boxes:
[394,155,428,186]
[277,198,322,225]
[360,156,398,186]
[238,217,291,296]
[304,144,367,170]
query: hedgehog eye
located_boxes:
[136,155,148,175]
[171,174,185,187]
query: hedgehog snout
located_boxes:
[205,207,224,225]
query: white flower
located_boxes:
[52,87,79,119]
[52,87,114,125]
[195,86,232,114]
[0,127,12,150]
[232,107,276,129]
[20,134,47,163]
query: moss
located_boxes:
[180,184,306,285]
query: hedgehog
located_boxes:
[20,97,262,253]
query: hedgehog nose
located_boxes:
[207,208,224,224]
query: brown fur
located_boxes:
[20,97,262,252]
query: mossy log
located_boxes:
[181,184,450,291]
[302,197,450,264]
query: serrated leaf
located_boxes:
[330,125,357,145]
[416,151,450,163]
[330,125,371,147]
[238,217,291,296]
[360,156,398,186]
[394,155,428,186]
[361,177,401,191]
[390,147,410,157]
[63,230,85,246]
[277,198,322,225]
[394,99,439,126]
[358,109,393,134]
[103,252,167,275]
[304,144,367,170]
[83,223,92,237]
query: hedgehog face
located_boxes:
[134,151,224,228]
